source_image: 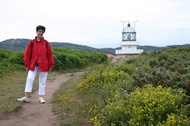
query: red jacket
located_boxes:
[24,37,54,72]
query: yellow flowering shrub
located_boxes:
[125,85,188,126]
[92,85,189,126]
[77,69,134,94]
[77,64,189,126]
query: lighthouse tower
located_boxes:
[115,22,143,58]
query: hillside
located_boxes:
[0,39,116,55]
[0,38,190,54]
[56,47,190,125]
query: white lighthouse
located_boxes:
[115,22,143,58]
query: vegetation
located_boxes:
[52,73,93,125]
[0,71,39,113]
[0,48,107,114]
[53,48,107,71]
[53,47,190,126]
[129,47,190,97]
[1,46,190,125]
[0,50,25,78]
[0,48,107,77]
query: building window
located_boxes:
[127,34,132,40]
[128,46,131,48]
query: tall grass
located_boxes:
[52,72,95,126]
[0,71,36,113]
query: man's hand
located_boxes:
[26,68,29,71]
[49,68,52,72]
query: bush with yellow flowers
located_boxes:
[91,85,189,126]
[77,65,135,122]
[78,65,134,96]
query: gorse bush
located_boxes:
[91,85,189,126]
[127,47,190,96]
[114,64,137,75]
[75,47,190,125]
[77,64,135,122]
[77,64,190,125]
[78,64,134,94]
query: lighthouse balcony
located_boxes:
[120,41,138,46]
[115,49,144,55]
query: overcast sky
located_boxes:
[0,0,190,48]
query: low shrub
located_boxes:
[91,85,189,126]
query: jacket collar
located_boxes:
[35,36,44,42]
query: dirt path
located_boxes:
[0,72,83,126]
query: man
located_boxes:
[17,25,54,104]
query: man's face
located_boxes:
[36,29,44,38]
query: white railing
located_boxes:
[115,49,144,54]
[120,41,138,46]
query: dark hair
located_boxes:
[36,25,46,33]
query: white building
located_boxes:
[115,23,143,58]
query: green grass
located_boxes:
[52,72,94,126]
[0,71,56,114]
[0,71,38,114]
[0,71,28,113]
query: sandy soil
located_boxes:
[0,72,83,126]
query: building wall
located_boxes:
[122,45,137,52]
[116,54,139,59]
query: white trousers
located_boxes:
[25,67,48,96]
